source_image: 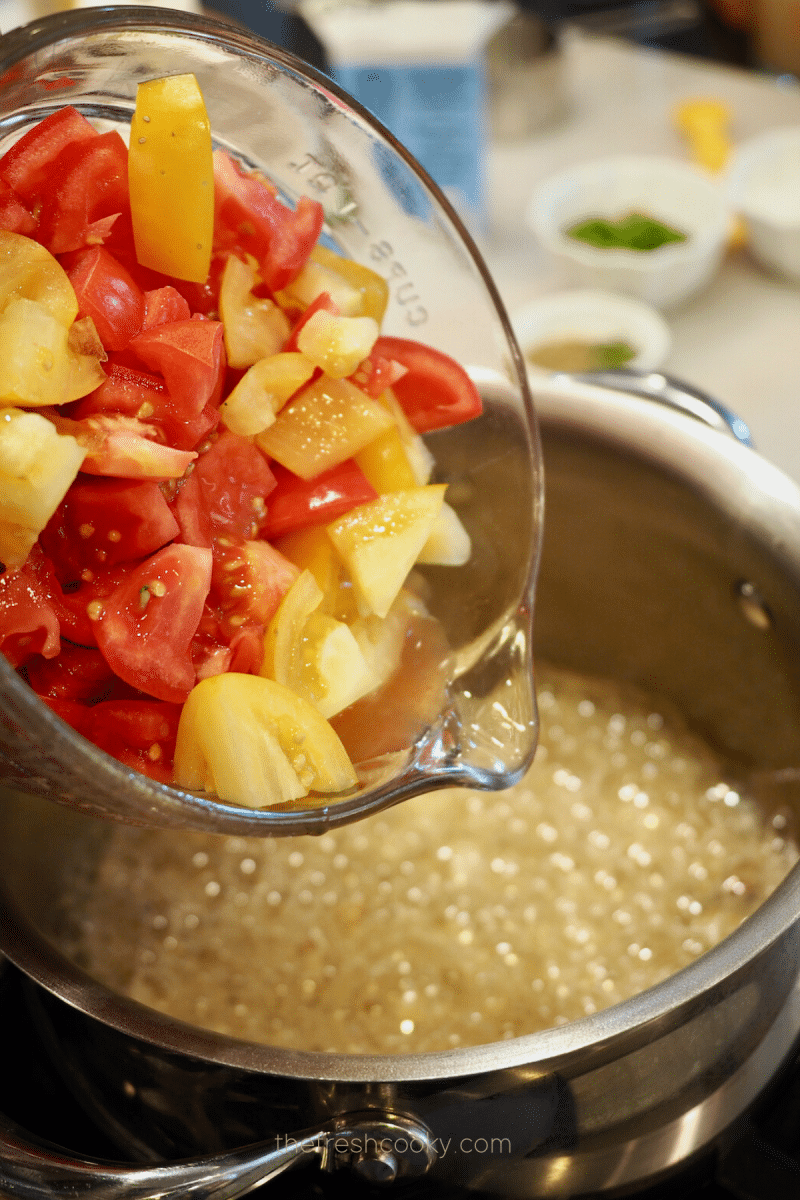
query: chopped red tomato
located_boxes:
[213,148,324,291]
[81,698,182,783]
[0,106,97,204]
[0,179,35,236]
[141,286,191,330]
[263,460,378,540]
[62,245,146,352]
[40,477,179,581]
[211,537,299,637]
[370,336,483,433]
[73,361,219,451]
[49,561,133,647]
[53,412,198,480]
[350,351,408,399]
[283,290,338,352]
[38,130,130,255]
[130,318,226,417]
[93,543,212,703]
[0,552,61,666]
[173,429,276,547]
[25,641,115,702]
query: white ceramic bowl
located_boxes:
[511,289,671,375]
[726,126,800,282]
[526,155,731,310]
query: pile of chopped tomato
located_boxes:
[0,92,483,805]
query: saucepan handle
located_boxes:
[574,368,753,446]
[0,1110,438,1199]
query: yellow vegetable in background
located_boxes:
[128,73,214,283]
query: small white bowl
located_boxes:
[512,289,671,375]
[526,155,731,311]
[726,126,800,282]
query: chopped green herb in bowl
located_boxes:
[566,213,688,252]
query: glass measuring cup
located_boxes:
[0,5,542,835]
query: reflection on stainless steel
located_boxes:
[573,367,753,444]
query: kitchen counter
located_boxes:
[482,28,800,485]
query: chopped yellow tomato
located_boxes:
[278,245,390,322]
[0,231,79,326]
[128,73,214,283]
[0,406,86,568]
[296,309,379,379]
[355,425,418,493]
[0,299,104,407]
[327,485,447,618]
[173,672,358,808]
[255,375,394,480]
[261,569,376,719]
[219,351,315,437]
[272,525,359,622]
[219,254,291,368]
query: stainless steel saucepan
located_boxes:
[2,375,800,1197]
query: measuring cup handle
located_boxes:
[0,1109,438,1198]
[574,368,753,445]
[0,1111,326,1199]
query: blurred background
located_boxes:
[3,0,800,485]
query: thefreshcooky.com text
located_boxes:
[274,1134,512,1157]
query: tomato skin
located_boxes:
[213,149,324,291]
[0,106,97,204]
[263,460,378,540]
[0,552,61,666]
[93,543,212,703]
[370,336,483,433]
[62,245,146,352]
[37,130,131,255]
[40,477,180,581]
[130,318,226,419]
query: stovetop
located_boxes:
[2,961,800,1200]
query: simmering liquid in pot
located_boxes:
[57,665,798,1054]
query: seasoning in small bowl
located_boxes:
[512,289,671,377]
[527,155,731,309]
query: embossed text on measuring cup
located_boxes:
[289,152,429,328]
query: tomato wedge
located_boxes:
[370,336,483,433]
[37,130,130,255]
[40,477,179,580]
[0,180,35,236]
[62,245,146,352]
[213,148,324,292]
[130,318,226,418]
[263,460,378,540]
[25,641,115,702]
[93,543,212,703]
[82,698,183,783]
[0,552,60,666]
[0,106,97,204]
